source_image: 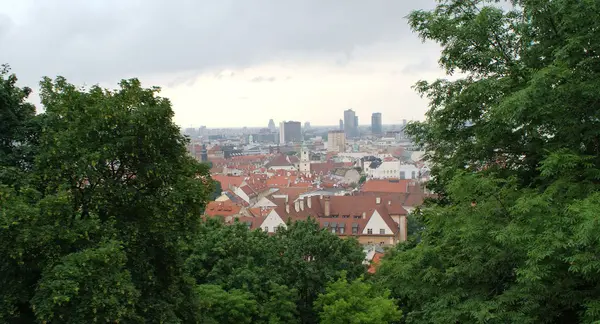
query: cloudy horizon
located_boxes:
[0,0,443,128]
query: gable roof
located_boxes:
[269,195,406,236]
[212,175,245,189]
[265,154,299,168]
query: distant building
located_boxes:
[299,144,311,175]
[339,119,344,130]
[268,119,276,131]
[371,113,382,134]
[344,109,358,138]
[279,121,302,144]
[327,130,346,152]
[304,121,311,130]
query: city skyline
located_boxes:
[1,0,441,128]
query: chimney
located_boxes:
[399,215,408,242]
[285,204,290,214]
[300,199,305,211]
[388,200,391,205]
[324,196,331,217]
[320,195,323,200]
[376,197,381,205]
[362,212,366,219]
[307,196,312,208]
[294,200,299,212]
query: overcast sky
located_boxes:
[0,0,443,128]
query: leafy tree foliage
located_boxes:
[0,75,212,323]
[210,179,222,200]
[0,65,37,185]
[315,272,401,324]
[186,218,366,324]
[376,0,600,323]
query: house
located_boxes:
[265,154,299,171]
[331,168,361,185]
[361,179,417,194]
[260,195,409,245]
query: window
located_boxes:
[354,215,361,219]
[400,171,406,179]
[352,226,358,234]
[342,215,349,219]
[411,171,416,179]
[379,229,385,235]
[380,241,385,245]
[332,228,336,234]
[367,228,373,234]
[339,227,345,234]
[264,226,269,232]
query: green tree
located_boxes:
[186,219,298,323]
[186,218,366,324]
[274,219,366,324]
[358,175,367,185]
[210,179,223,200]
[0,76,213,323]
[315,272,401,324]
[376,0,600,323]
[0,65,38,186]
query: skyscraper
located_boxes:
[339,119,344,130]
[279,121,302,144]
[344,109,358,138]
[268,119,276,131]
[371,112,382,134]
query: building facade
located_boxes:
[344,109,358,138]
[327,130,346,152]
[279,121,302,144]
[371,112,382,135]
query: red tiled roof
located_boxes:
[205,201,242,217]
[271,195,407,236]
[368,252,384,274]
[310,162,342,175]
[361,179,413,193]
[212,175,245,189]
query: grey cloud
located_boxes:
[0,0,436,86]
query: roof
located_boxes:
[205,201,242,217]
[310,162,343,175]
[361,179,414,193]
[368,251,384,274]
[212,175,245,189]
[265,154,299,168]
[270,195,407,236]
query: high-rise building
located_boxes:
[268,119,276,131]
[327,130,346,152]
[339,119,344,130]
[279,121,285,144]
[279,121,302,144]
[344,109,358,138]
[371,112,382,134]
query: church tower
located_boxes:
[299,142,311,175]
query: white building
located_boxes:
[364,160,421,180]
[299,145,311,174]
